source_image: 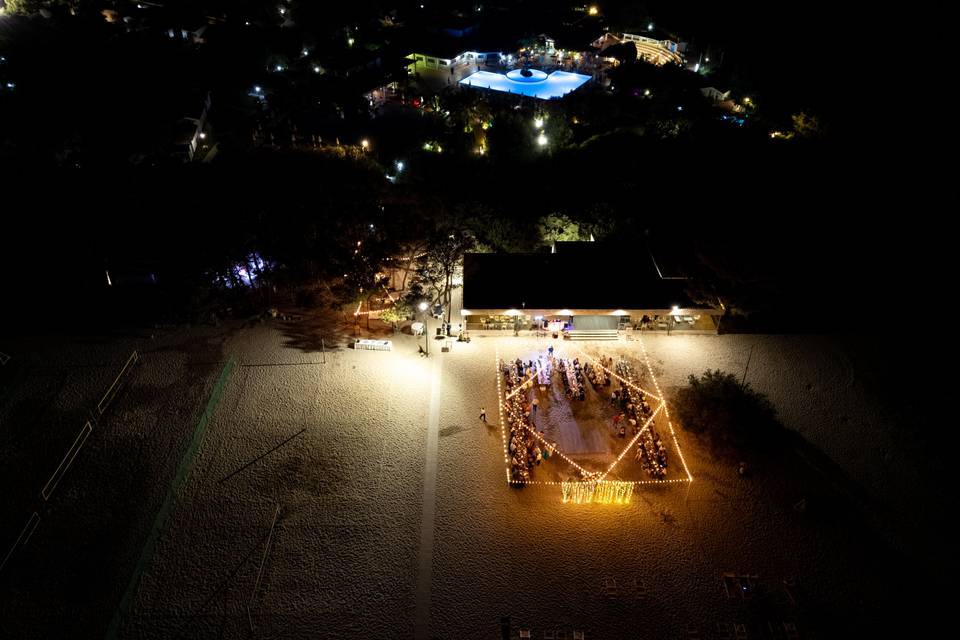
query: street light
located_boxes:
[360,138,370,150]
[537,132,548,146]
[419,301,430,356]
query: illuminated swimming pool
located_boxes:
[459,70,591,99]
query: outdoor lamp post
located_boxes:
[419,301,429,356]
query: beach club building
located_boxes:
[460,242,722,337]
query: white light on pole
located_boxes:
[419,302,430,356]
[537,132,547,146]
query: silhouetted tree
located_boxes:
[672,369,781,455]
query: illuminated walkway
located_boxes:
[414,355,443,639]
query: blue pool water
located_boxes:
[459,70,591,99]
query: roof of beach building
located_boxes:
[463,243,708,312]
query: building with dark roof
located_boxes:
[460,242,721,335]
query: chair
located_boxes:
[519,630,531,639]
[603,576,617,596]
[782,577,798,607]
[573,632,584,640]
[716,622,733,640]
[633,577,648,600]
[734,622,748,639]
[722,574,738,598]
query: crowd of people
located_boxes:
[536,354,553,388]
[557,358,586,400]
[500,352,670,482]
[584,356,611,388]
[503,358,555,482]
[614,359,668,479]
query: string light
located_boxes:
[576,348,660,401]
[503,363,541,400]
[494,341,694,494]
[636,336,694,482]
[499,350,594,480]
[495,352,512,474]
[562,481,634,504]
[598,402,664,481]
[510,478,690,486]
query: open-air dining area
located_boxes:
[496,342,691,498]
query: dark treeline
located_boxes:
[1,140,917,334]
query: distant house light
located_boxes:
[461,309,473,316]
[504,309,522,316]
[671,305,681,315]
[556,309,573,316]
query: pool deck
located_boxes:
[459,70,592,99]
